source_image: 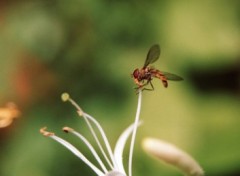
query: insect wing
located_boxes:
[143,44,161,68]
[162,71,184,81]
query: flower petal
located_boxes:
[114,121,142,174]
[142,138,204,176]
[105,170,126,176]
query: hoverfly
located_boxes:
[132,44,183,91]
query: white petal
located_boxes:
[105,170,126,176]
[142,138,204,176]
[114,121,142,174]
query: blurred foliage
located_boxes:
[0,0,240,176]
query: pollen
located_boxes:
[61,93,70,102]
[40,127,55,137]
[62,127,74,133]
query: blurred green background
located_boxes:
[0,0,240,176]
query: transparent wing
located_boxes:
[162,71,184,81]
[143,44,160,68]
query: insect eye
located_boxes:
[133,69,139,78]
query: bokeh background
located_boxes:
[0,0,240,176]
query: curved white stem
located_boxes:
[114,121,143,174]
[50,135,105,176]
[70,130,108,173]
[128,90,142,176]
[84,113,118,170]
[68,98,114,169]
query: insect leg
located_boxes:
[142,79,154,91]
[149,80,154,90]
[134,80,149,92]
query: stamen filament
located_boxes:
[41,127,105,176]
[63,127,108,173]
[62,93,114,169]
[128,89,142,176]
[51,135,104,176]
[84,113,118,170]
[82,113,114,170]
[114,121,143,175]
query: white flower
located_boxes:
[40,90,204,176]
[40,91,143,176]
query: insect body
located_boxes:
[132,44,183,90]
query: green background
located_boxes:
[0,0,240,176]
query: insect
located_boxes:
[132,44,183,91]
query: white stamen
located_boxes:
[68,97,114,169]
[84,112,118,170]
[128,90,142,176]
[49,134,105,176]
[64,127,108,173]
[114,121,143,174]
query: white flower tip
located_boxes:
[40,127,55,137]
[142,137,204,176]
[62,126,74,133]
[61,93,70,102]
